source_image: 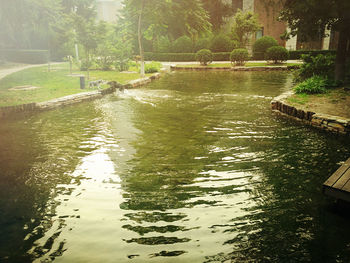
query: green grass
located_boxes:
[0,63,152,107]
[286,93,309,105]
[176,62,301,68]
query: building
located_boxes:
[227,0,333,51]
[96,0,123,23]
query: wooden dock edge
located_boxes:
[323,186,350,203]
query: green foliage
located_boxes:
[265,46,289,64]
[230,48,249,66]
[145,52,196,61]
[144,61,162,73]
[172,36,193,53]
[294,54,335,82]
[201,0,233,31]
[0,49,49,64]
[120,0,211,54]
[231,9,261,47]
[288,50,336,60]
[144,52,232,62]
[154,36,173,53]
[210,35,236,52]
[293,76,328,94]
[196,49,213,65]
[280,0,350,81]
[195,38,211,52]
[252,36,278,60]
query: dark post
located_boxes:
[80,76,85,89]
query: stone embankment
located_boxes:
[0,73,161,119]
[271,92,350,136]
[171,65,299,71]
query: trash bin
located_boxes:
[80,76,85,89]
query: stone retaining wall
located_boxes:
[171,66,299,71]
[271,93,350,136]
[0,72,163,119]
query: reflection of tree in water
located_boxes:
[0,103,103,262]
[118,78,239,248]
[204,123,350,262]
[117,72,292,256]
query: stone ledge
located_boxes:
[271,92,350,136]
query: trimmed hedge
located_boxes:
[253,50,336,60]
[0,49,50,64]
[288,50,336,60]
[145,50,338,62]
[144,52,231,62]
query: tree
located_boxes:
[280,0,350,82]
[231,9,261,48]
[138,0,145,76]
[201,0,233,32]
[120,0,211,53]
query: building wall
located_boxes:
[231,0,243,13]
[243,0,254,12]
[253,0,286,46]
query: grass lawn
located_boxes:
[175,62,301,68]
[0,63,152,107]
[286,88,350,118]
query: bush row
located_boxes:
[145,50,337,62]
[0,49,50,64]
[144,52,231,62]
[253,50,336,60]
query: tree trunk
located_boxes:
[138,0,145,77]
[335,30,348,82]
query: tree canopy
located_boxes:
[280,0,350,81]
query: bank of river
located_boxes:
[1,71,350,262]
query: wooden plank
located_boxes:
[332,166,350,189]
[341,169,350,192]
[323,158,350,187]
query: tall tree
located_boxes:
[138,0,145,76]
[120,0,211,52]
[231,9,260,48]
[280,0,350,82]
[201,0,233,32]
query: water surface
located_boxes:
[1,71,350,262]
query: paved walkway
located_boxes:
[0,63,61,80]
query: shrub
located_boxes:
[195,38,210,52]
[172,36,193,53]
[289,50,336,60]
[265,46,289,63]
[294,76,328,94]
[252,36,278,60]
[144,61,162,73]
[144,52,195,61]
[96,57,114,71]
[144,52,232,62]
[230,48,249,66]
[155,36,173,53]
[0,49,49,64]
[210,34,235,52]
[115,59,130,72]
[294,54,335,82]
[196,49,213,66]
[213,52,231,61]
